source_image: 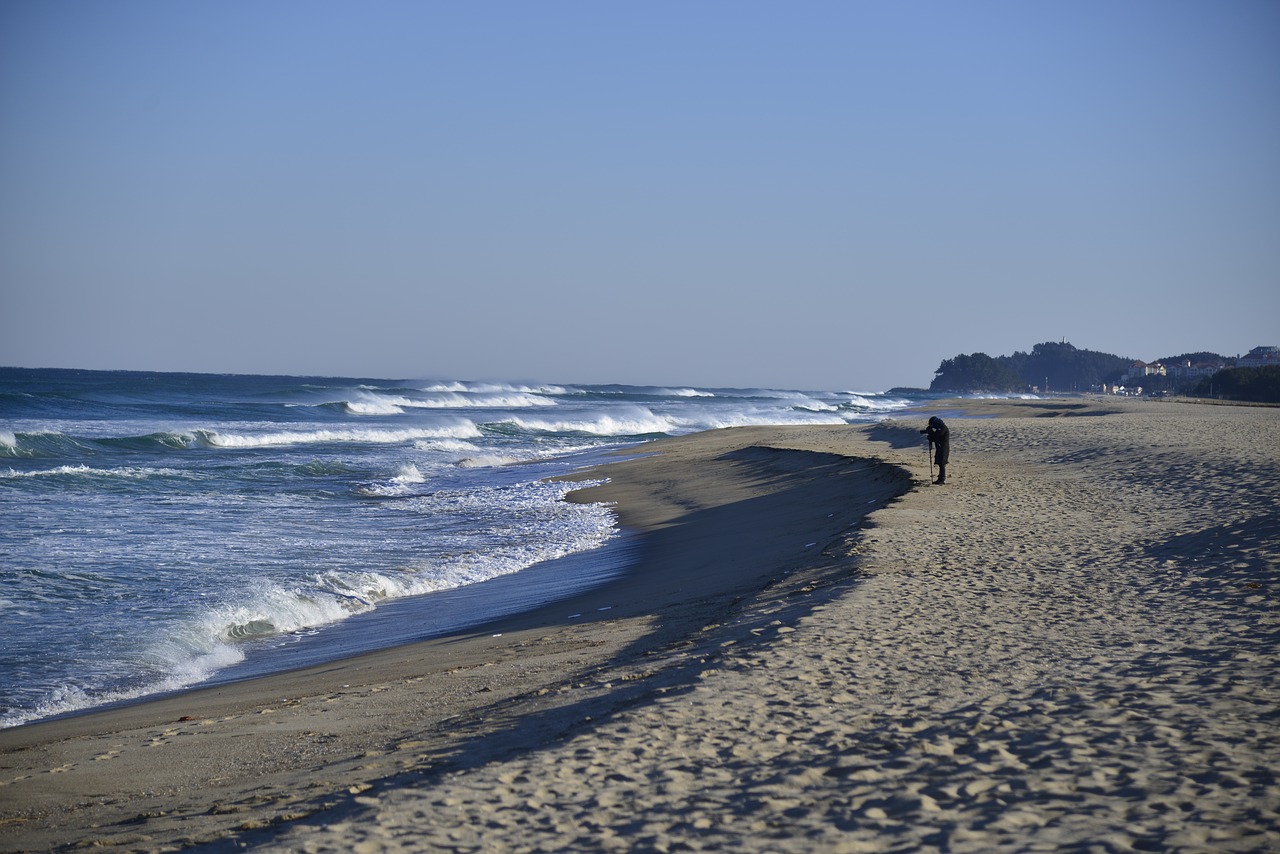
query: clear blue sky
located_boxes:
[3,1,1277,390]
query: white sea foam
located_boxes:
[457,454,526,468]
[421,381,567,396]
[697,410,849,430]
[417,392,558,409]
[343,391,559,413]
[210,581,381,642]
[197,423,482,448]
[187,479,620,654]
[502,406,679,436]
[342,394,407,416]
[0,464,183,480]
[0,643,246,730]
[357,463,429,497]
[841,392,914,412]
[794,400,842,412]
[413,438,483,453]
[396,480,616,593]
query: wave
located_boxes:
[0,478,617,729]
[408,392,558,410]
[0,430,201,458]
[96,431,199,452]
[793,400,842,413]
[0,430,97,458]
[0,643,247,730]
[1,464,184,480]
[329,390,561,416]
[497,406,680,437]
[294,459,361,477]
[456,453,529,468]
[420,380,568,396]
[207,576,397,641]
[336,393,408,416]
[0,429,205,458]
[357,463,429,497]
[197,482,615,639]
[413,438,482,453]
[195,423,482,448]
[411,437,604,469]
[694,409,849,430]
[485,398,900,438]
[838,392,915,412]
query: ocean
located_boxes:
[1,368,921,728]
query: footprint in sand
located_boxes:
[145,727,183,747]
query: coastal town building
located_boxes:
[1123,360,1166,383]
[1167,359,1228,381]
[1101,345,1276,397]
[1237,345,1280,369]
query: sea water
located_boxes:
[0,368,920,727]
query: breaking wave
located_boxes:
[1,464,184,480]
[195,423,482,448]
[499,407,680,437]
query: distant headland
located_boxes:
[927,341,1280,403]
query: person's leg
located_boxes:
[935,463,946,484]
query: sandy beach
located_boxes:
[2,398,1277,852]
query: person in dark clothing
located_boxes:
[921,416,950,484]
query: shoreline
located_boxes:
[0,425,912,850]
[3,398,1276,852]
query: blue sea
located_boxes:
[1,368,921,728]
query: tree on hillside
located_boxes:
[1158,351,1226,366]
[930,352,1023,392]
[1193,366,1280,403]
[1005,342,1131,391]
[931,341,1132,393]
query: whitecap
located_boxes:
[0,464,184,480]
[420,380,566,396]
[357,464,430,496]
[457,454,526,468]
[341,393,407,415]
[413,438,482,453]
[197,423,482,448]
[500,406,678,436]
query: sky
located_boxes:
[2,1,1277,391]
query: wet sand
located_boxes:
[2,398,1277,852]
